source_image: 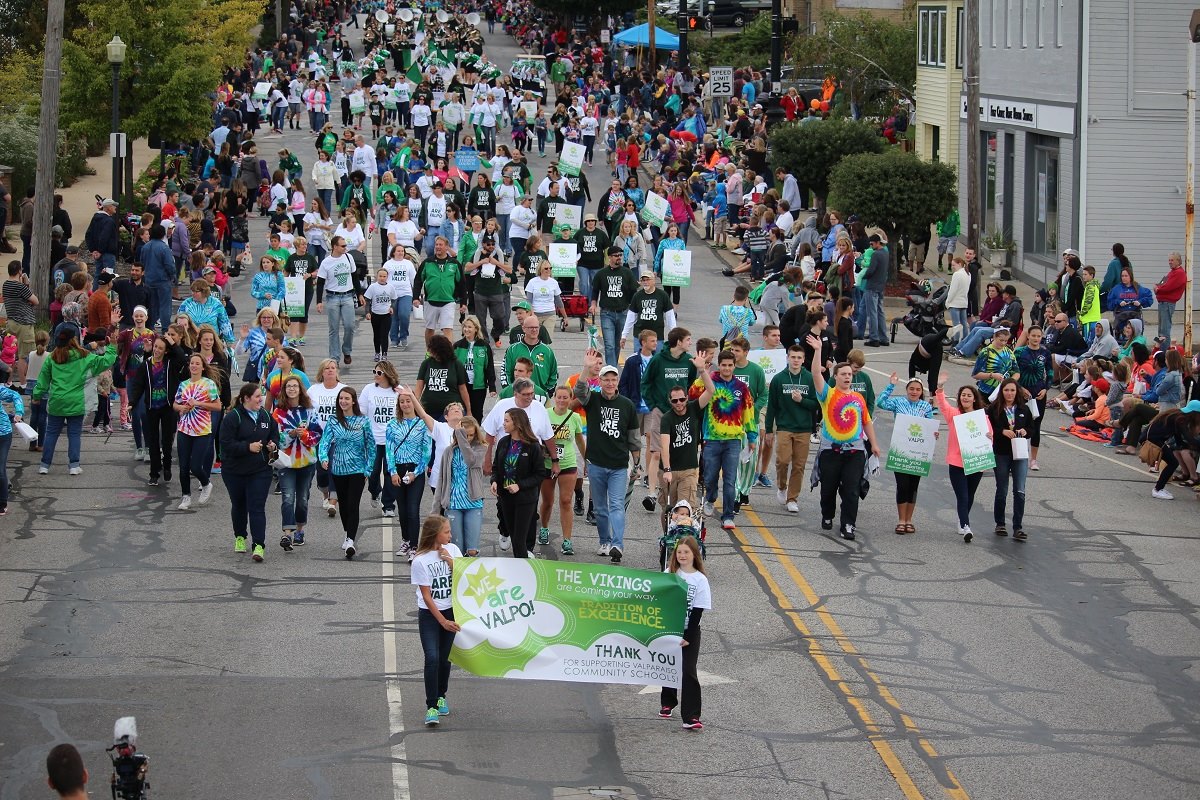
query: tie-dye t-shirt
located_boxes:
[815,383,871,447]
[701,374,757,442]
[175,378,220,437]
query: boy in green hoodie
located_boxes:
[1078,264,1101,343]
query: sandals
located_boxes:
[893,523,918,535]
[994,525,1009,537]
[1013,530,1028,541]
[906,523,917,534]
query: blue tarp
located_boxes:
[611,24,679,50]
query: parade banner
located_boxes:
[558,141,586,177]
[552,203,581,236]
[283,276,306,319]
[885,414,939,477]
[349,90,367,116]
[953,409,996,475]
[521,101,538,121]
[252,81,270,101]
[549,242,578,278]
[454,147,481,173]
[661,249,692,287]
[451,557,687,689]
[641,191,669,228]
[747,348,787,385]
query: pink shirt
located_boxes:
[935,390,994,468]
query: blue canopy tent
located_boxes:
[612,23,679,50]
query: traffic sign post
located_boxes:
[709,66,734,97]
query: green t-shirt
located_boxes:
[417,357,467,416]
[849,371,876,413]
[660,401,702,471]
[546,407,584,469]
[733,361,768,408]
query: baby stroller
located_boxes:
[658,506,708,570]
[891,280,951,344]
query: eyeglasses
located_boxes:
[669,397,688,404]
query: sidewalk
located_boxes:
[56,139,159,238]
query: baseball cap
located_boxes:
[100,198,118,208]
[97,268,117,285]
[1062,248,1079,257]
[868,233,882,243]
[514,300,532,311]
[1183,399,1200,414]
[66,245,80,254]
[599,365,619,377]
[51,224,63,235]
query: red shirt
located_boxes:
[1155,266,1186,303]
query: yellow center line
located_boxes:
[726,524,926,800]
[737,508,972,800]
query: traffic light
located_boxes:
[678,13,701,30]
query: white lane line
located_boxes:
[381,522,411,800]
[864,365,1150,476]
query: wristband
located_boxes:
[662,467,671,472]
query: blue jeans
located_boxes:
[495,214,510,253]
[1158,301,1175,343]
[949,307,969,345]
[418,607,456,710]
[863,288,886,343]
[956,324,995,357]
[148,282,174,333]
[318,188,334,212]
[0,432,11,506]
[588,463,628,549]
[42,414,84,469]
[325,292,356,360]
[993,452,1028,529]
[279,463,317,530]
[600,309,625,367]
[577,266,598,303]
[448,506,482,553]
[224,468,272,546]
[702,438,742,522]
[390,295,413,344]
[94,253,116,289]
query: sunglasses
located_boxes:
[373,369,386,376]
[669,397,687,404]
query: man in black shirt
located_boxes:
[110,263,152,330]
[657,363,713,532]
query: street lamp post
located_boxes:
[107,35,127,207]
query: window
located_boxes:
[955,6,965,68]
[990,0,998,46]
[1005,0,1012,47]
[1020,0,1028,47]
[918,8,947,67]
[1055,0,1063,46]
[931,125,941,162]
[1036,0,1045,46]
[1027,135,1060,256]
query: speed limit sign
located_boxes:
[709,66,733,97]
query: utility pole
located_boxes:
[964,0,981,251]
[30,0,65,312]
[677,0,689,67]
[276,0,284,40]
[770,0,782,92]
[1184,16,1196,354]
[647,0,656,71]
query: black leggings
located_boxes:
[1156,446,1179,491]
[467,387,487,423]
[895,472,921,504]
[370,311,391,358]
[1029,396,1046,448]
[331,472,366,539]
[909,333,943,386]
[660,627,701,720]
[818,449,865,528]
[144,406,177,479]
[497,492,538,558]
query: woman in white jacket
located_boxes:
[311,150,339,214]
[946,256,971,346]
[507,194,537,268]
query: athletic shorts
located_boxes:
[424,302,457,331]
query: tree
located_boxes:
[767,118,883,215]
[826,149,957,277]
[790,10,916,117]
[58,0,261,150]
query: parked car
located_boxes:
[654,0,768,27]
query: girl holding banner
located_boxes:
[659,536,711,731]
[653,223,687,307]
[411,514,461,727]
[877,374,936,535]
[986,379,1033,541]
[934,374,991,542]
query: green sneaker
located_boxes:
[436,696,450,716]
[538,526,550,545]
[234,536,247,553]
[424,707,440,726]
[252,544,265,563]
[561,538,574,555]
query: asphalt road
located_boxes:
[2,17,1199,800]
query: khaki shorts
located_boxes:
[645,407,664,453]
[424,302,458,331]
[5,320,35,359]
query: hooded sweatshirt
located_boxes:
[1081,319,1119,360]
[33,344,119,417]
[1079,275,1102,325]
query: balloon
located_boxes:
[820,100,830,112]
[809,98,821,110]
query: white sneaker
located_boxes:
[322,498,334,511]
[342,537,356,557]
[382,508,396,518]
[499,535,511,551]
[786,501,799,513]
[810,433,820,445]
[776,489,787,505]
[38,465,49,475]
[597,543,611,555]
[178,495,193,510]
[1030,459,1040,471]
[701,501,715,517]
[960,525,973,542]
[69,466,82,476]
[1152,488,1174,500]
[198,483,213,505]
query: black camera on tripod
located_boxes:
[107,717,149,800]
